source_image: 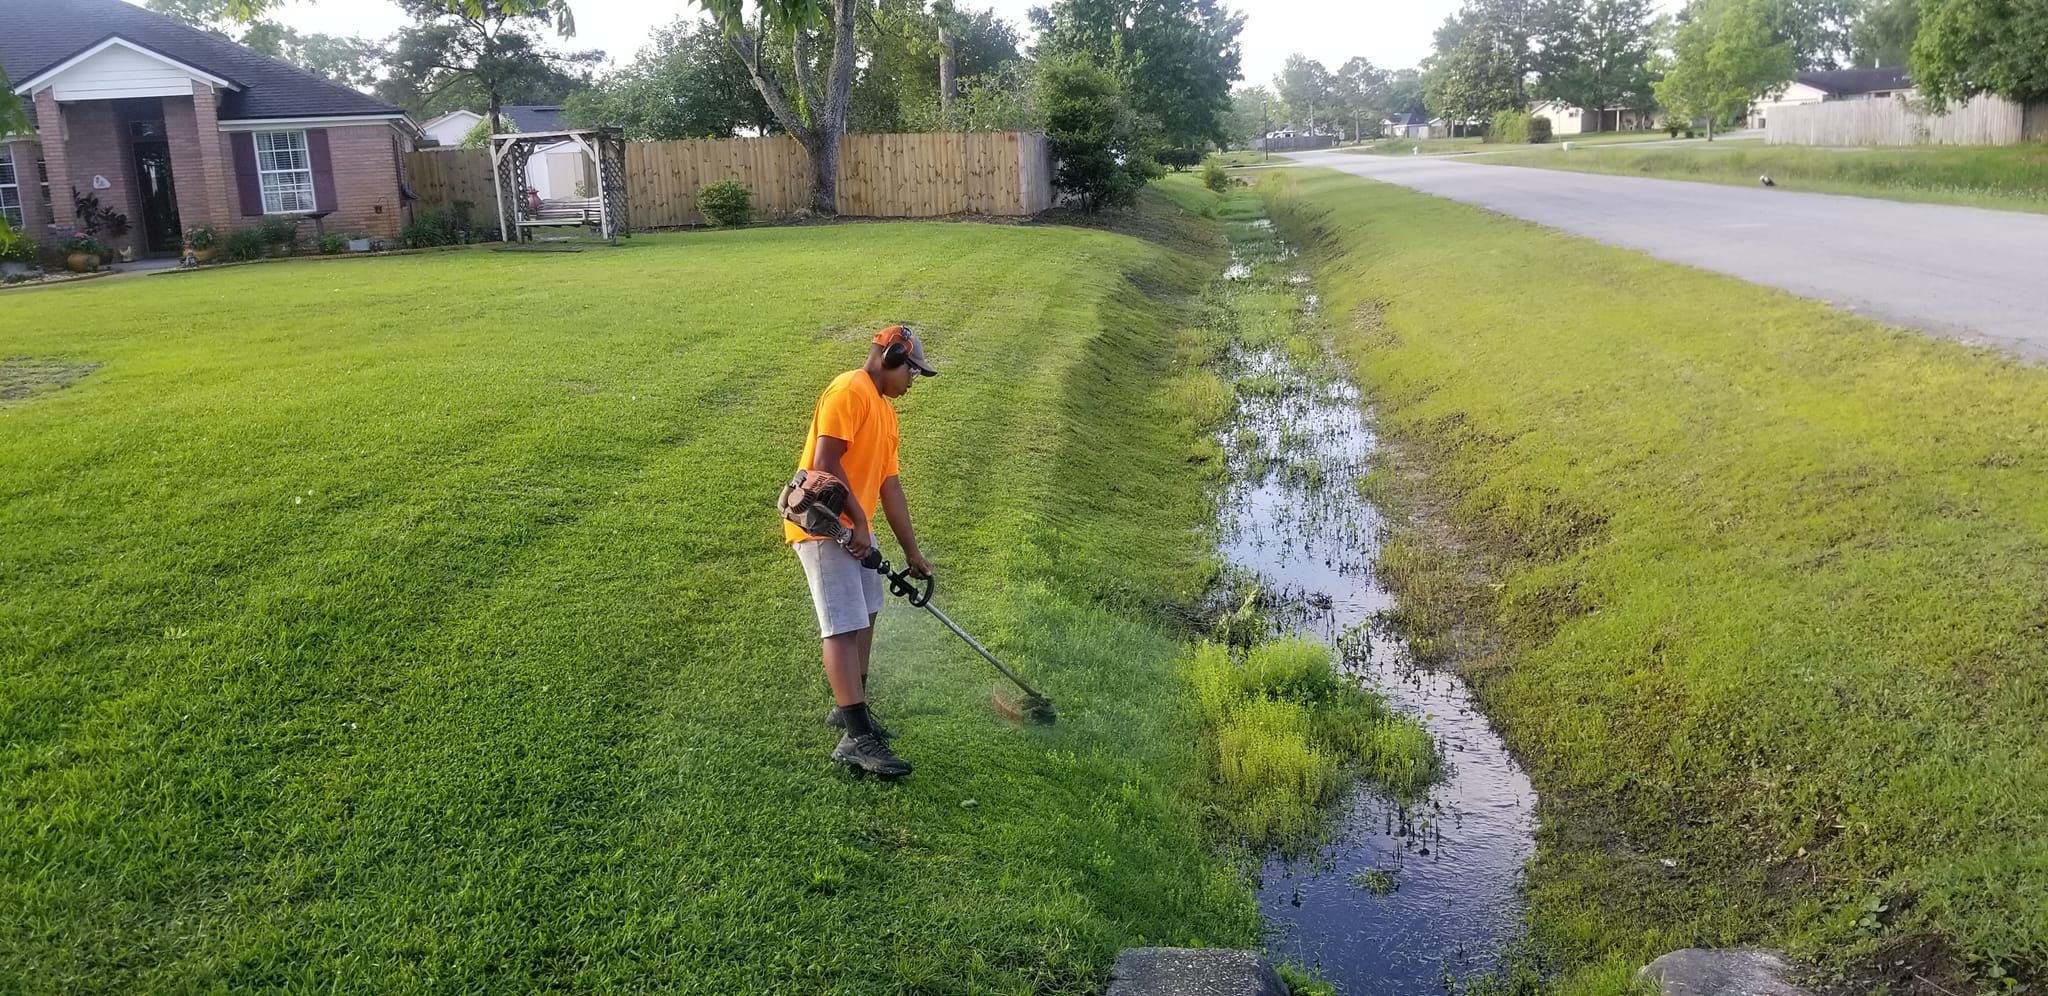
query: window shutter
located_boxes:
[307,129,337,212]
[231,131,262,215]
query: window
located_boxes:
[254,130,316,214]
[0,150,22,229]
[37,158,50,223]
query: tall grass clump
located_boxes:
[1185,639,1436,844]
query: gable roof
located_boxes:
[502,105,566,132]
[1383,111,1429,126]
[0,0,400,121]
[1794,66,1913,96]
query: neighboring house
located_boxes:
[1529,100,1661,134]
[0,0,417,256]
[417,108,483,148]
[1382,111,1431,139]
[1751,67,1914,129]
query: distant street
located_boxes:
[1290,148,2048,360]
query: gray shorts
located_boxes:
[793,539,883,638]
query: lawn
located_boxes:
[0,212,1263,991]
[1343,136,1488,156]
[1208,149,1291,167]
[1481,141,2048,213]
[1264,168,2048,992]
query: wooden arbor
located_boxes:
[489,128,630,243]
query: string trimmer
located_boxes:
[779,470,1057,724]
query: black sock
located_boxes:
[838,701,873,738]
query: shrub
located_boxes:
[1202,161,1230,193]
[1528,114,1553,143]
[318,234,347,255]
[0,218,36,264]
[400,210,461,249]
[254,217,300,253]
[182,223,217,250]
[223,228,267,261]
[1487,109,1533,144]
[1156,146,1204,171]
[698,180,752,227]
[1039,55,1160,213]
[58,231,107,256]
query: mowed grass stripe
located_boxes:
[2,215,1258,992]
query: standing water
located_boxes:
[1210,208,1538,993]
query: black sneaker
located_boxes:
[824,706,896,741]
[831,733,912,776]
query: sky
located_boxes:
[149,0,1472,88]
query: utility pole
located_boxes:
[1262,98,1270,162]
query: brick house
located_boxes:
[1,0,417,258]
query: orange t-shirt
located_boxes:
[784,369,900,543]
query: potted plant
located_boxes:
[183,223,218,264]
[59,231,106,272]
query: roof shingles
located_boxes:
[1,0,400,121]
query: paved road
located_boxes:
[1290,148,2048,360]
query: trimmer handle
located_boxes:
[888,567,934,608]
[830,524,887,572]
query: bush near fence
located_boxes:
[406,132,1055,228]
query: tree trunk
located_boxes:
[488,91,502,136]
[806,130,839,215]
[1707,114,1715,141]
[938,26,958,128]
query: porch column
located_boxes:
[184,81,232,232]
[162,92,210,240]
[31,90,72,242]
[42,96,142,258]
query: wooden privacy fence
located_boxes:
[406,131,1055,227]
[1766,94,2048,146]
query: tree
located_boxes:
[379,0,592,133]
[149,0,381,88]
[560,18,775,139]
[1534,0,1655,129]
[696,0,866,214]
[1383,67,1427,116]
[1423,0,1533,133]
[1760,0,1860,69]
[1912,0,2048,105]
[850,1,1021,132]
[1653,0,1794,138]
[1273,55,1333,132]
[1032,0,1246,165]
[1221,84,1276,147]
[1331,57,1390,140]
[1038,55,1158,211]
[1848,0,1917,68]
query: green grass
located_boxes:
[1208,149,1292,167]
[1344,136,1487,156]
[1482,141,2048,213]
[0,207,1265,991]
[1264,168,2048,992]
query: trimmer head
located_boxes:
[991,684,1058,725]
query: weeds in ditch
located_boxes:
[1183,639,1437,846]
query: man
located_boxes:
[786,325,938,776]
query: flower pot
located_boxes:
[118,246,136,263]
[188,247,215,264]
[66,252,96,273]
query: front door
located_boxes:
[132,141,181,254]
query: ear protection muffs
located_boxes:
[875,326,911,370]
